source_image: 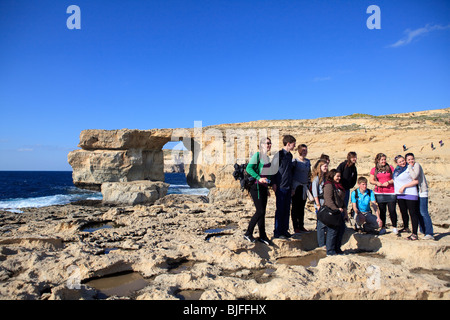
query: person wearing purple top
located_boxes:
[393,155,420,240]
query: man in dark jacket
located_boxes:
[272,135,296,239]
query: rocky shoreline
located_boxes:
[1,194,448,300]
[2,109,449,300]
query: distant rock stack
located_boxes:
[68,129,175,205]
[68,129,173,191]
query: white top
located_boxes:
[393,167,418,197]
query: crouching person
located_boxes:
[351,177,382,234]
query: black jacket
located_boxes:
[273,149,293,190]
[336,161,357,190]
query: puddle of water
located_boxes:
[84,271,149,298]
[168,260,197,274]
[104,247,119,254]
[204,223,237,241]
[80,221,119,233]
[277,250,327,268]
[222,268,276,284]
[205,223,237,234]
[175,289,205,300]
[411,268,450,286]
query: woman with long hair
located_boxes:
[323,169,347,255]
[336,152,358,210]
[405,153,434,240]
[369,153,398,235]
[244,138,274,245]
[393,155,420,240]
[311,159,329,247]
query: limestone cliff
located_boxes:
[68,129,173,190]
[68,108,449,224]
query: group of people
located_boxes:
[243,135,435,256]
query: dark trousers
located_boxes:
[291,185,307,231]
[326,217,345,255]
[377,201,398,228]
[274,187,291,237]
[397,198,420,234]
[246,184,268,238]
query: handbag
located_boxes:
[317,205,342,229]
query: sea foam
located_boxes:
[0,192,103,213]
[0,184,208,213]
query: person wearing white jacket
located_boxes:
[405,153,434,240]
[393,155,420,240]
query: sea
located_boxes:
[0,171,209,213]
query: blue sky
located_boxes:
[0,0,449,170]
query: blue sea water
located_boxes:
[0,171,209,212]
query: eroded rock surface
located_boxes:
[0,195,448,300]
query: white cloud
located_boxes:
[17,148,33,152]
[388,24,450,48]
[313,76,331,82]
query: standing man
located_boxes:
[272,135,296,239]
[291,144,311,233]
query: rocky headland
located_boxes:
[0,108,449,300]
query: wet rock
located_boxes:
[0,196,449,300]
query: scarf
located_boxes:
[393,165,408,179]
[324,180,345,191]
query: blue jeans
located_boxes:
[326,215,345,255]
[316,216,327,247]
[274,187,291,237]
[418,197,434,235]
[344,189,350,211]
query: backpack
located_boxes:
[354,188,371,200]
[232,162,256,191]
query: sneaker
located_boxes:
[258,237,273,246]
[243,234,256,243]
[283,232,293,238]
[392,228,398,235]
[423,234,435,240]
[378,228,386,235]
